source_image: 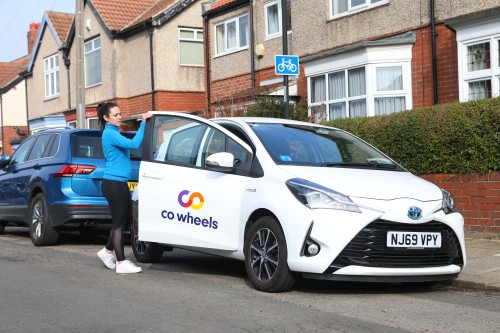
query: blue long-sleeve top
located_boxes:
[102,122,145,182]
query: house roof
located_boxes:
[0,56,29,89]
[209,0,237,11]
[46,11,74,44]
[90,0,178,31]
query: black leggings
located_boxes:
[101,179,132,261]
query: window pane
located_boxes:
[376,66,403,91]
[375,97,406,115]
[180,30,194,39]
[351,0,366,7]
[348,67,365,97]
[311,76,326,103]
[180,41,203,66]
[468,80,491,100]
[333,0,348,14]
[328,71,345,100]
[227,21,237,49]
[329,102,346,119]
[85,47,102,86]
[239,15,248,47]
[267,3,279,35]
[349,99,366,117]
[467,42,490,72]
[216,24,225,53]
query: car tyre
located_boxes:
[0,222,5,234]
[244,216,297,292]
[29,193,59,246]
[131,201,164,263]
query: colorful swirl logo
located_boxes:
[178,190,205,210]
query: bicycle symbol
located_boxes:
[277,58,297,73]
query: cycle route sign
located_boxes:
[275,55,299,75]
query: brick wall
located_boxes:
[420,172,500,235]
[412,24,459,108]
[1,126,29,156]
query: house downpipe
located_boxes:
[430,0,438,104]
[250,0,255,88]
[203,11,211,115]
[148,26,156,111]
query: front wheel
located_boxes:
[131,201,164,263]
[29,193,59,246]
[0,221,5,234]
[244,216,297,292]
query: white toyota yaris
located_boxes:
[132,112,466,292]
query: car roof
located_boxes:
[213,117,337,130]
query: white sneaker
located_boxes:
[97,247,116,269]
[116,260,142,274]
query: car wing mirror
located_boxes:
[205,152,235,173]
[0,155,11,169]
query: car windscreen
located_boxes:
[249,123,403,170]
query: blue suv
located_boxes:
[0,127,140,246]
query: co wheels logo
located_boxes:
[178,190,204,210]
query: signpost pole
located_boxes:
[281,0,289,119]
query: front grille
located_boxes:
[328,220,464,272]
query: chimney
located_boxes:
[27,22,41,55]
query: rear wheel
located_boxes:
[131,201,164,263]
[0,222,5,234]
[244,216,297,292]
[29,193,59,246]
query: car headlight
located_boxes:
[442,189,456,214]
[286,178,361,213]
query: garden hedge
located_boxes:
[323,98,500,175]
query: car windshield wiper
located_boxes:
[323,161,397,169]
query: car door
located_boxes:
[138,113,253,251]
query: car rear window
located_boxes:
[71,132,104,158]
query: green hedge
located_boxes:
[323,98,500,175]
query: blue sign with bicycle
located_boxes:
[275,55,299,75]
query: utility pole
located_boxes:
[281,0,289,119]
[75,0,86,128]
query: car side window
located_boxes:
[10,136,35,165]
[153,115,207,166]
[27,134,54,161]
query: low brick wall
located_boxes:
[419,172,500,235]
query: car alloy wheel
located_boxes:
[29,193,59,246]
[244,216,297,292]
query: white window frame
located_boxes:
[265,1,281,39]
[214,14,249,56]
[178,28,204,66]
[330,0,388,19]
[87,117,99,129]
[84,36,102,88]
[456,19,500,102]
[67,120,77,128]
[44,54,60,99]
[305,44,412,121]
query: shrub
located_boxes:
[245,98,310,121]
[323,98,500,175]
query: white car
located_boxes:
[132,112,466,292]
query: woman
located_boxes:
[96,102,152,273]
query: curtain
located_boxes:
[375,97,405,115]
[329,71,345,100]
[349,99,366,117]
[227,21,237,49]
[239,15,248,47]
[329,103,346,119]
[216,24,225,53]
[267,4,279,35]
[348,67,365,97]
[311,76,326,103]
[333,0,348,14]
[468,80,491,100]
[376,66,402,91]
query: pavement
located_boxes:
[453,233,500,292]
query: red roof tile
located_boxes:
[0,57,29,88]
[46,11,74,43]
[90,0,177,31]
[209,0,238,11]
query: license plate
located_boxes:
[387,231,441,248]
[128,181,138,192]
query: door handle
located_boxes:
[142,171,163,179]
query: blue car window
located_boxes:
[71,132,104,158]
[27,134,53,161]
[10,136,35,165]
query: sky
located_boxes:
[0,0,75,62]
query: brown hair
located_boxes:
[96,102,118,131]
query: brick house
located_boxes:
[203,0,500,120]
[24,0,206,132]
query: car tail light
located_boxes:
[54,164,96,177]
